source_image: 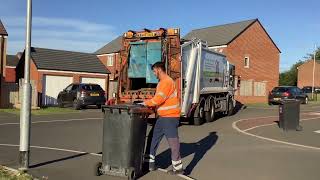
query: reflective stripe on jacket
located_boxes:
[145,75,181,117]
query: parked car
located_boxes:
[268,86,308,105]
[302,86,320,93]
[57,83,106,110]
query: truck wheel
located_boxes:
[193,99,205,126]
[227,100,234,116]
[205,100,215,122]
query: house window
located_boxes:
[107,55,114,66]
[244,57,250,68]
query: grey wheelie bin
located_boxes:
[279,99,302,131]
[96,104,152,180]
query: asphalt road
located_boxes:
[0,105,320,180]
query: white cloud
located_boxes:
[3,16,118,54]
[32,39,110,53]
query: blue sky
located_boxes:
[1,0,319,71]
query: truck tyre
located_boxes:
[193,99,205,126]
[205,100,215,122]
[227,99,234,116]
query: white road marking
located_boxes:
[0,117,195,179]
[314,130,320,134]
[243,123,278,132]
[233,117,320,151]
[1,112,316,180]
[0,143,195,180]
[0,143,101,156]
[308,112,320,116]
[243,116,320,132]
[0,117,101,126]
[237,111,320,125]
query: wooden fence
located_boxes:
[0,79,38,108]
[1,82,19,108]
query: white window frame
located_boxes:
[244,56,250,68]
[107,55,114,66]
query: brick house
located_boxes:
[0,20,8,106]
[16,47,110,106]
[297,60,320,88]
[95,36,122,100]
[184,19,281,104]
[5,54,20,82]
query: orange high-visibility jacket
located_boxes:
[145,75,181,117]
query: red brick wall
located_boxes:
[297,60,320,88]
[30,60,40,90]
[97,53,119,77]
[223,21,280,104]
[5,67,16,82]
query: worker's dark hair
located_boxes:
[151,61,166,72]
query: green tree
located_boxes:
[279,47,320,86]
[279,60,305,86]
[305,47,320,61]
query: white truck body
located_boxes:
[181,39,236,117]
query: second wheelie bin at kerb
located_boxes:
[279,99,302,131]
[96,104,153,180]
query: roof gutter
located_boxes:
[208,45,228,49]
[38,69,110,76]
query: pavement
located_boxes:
[0,104,320,180]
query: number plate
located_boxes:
[90,93,99,97]
[273,98,280,101]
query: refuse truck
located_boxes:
[113,28,239,125]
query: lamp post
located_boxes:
[312,44,316,100]
[19,0,32,171]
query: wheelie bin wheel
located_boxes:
[128,168,136,180]
[95,162,103,176]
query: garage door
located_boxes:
[42,75,73,106]
[80,77,106,91]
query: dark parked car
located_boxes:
[268,86,308,105]
[302,86,320,93]
[57,83,106,110]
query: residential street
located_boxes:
[0,105,320,180]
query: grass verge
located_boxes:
[0,166,34,180]
[309,100,320,104]
[0,107,78,116]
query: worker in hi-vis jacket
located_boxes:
[139,61,183,175]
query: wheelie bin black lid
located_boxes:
[279,99,300,105]
[102,104,154,114]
